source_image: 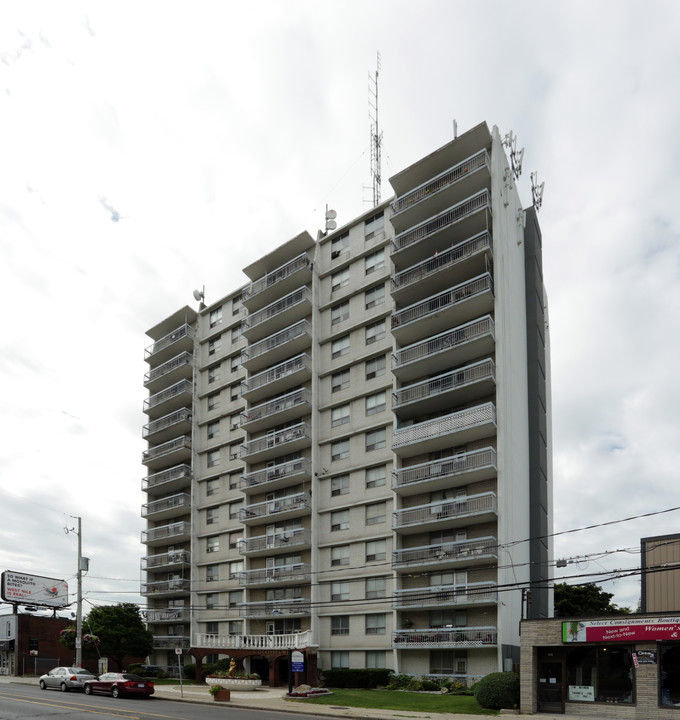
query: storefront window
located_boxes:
[566,645,634,703]
[660,645,680,706]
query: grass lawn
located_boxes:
[289,688,499,715]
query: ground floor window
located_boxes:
[660,644,680,706]
[566,645,634,703]
[430,649,467,675]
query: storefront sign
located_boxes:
[563,618,680,643]
[633,650,657,665]
[568,685,595,701]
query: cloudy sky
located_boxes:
[1,0,679,619]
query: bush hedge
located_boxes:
[473,671,520,710]
[320,668,391,688]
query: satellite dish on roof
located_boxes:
[326,209,337,220]
[326,220,337,231]
[193,287,205,302]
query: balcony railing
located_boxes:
[142,464,191,494]
[141,549,190,571]
[391,190,490,254]
[240,458,311,493]
[142,492,191,519]
[391,150,490,215]
[143,408,192,440]
[145,324,194,361]
[142,436,191,464]
[239,563,312,587]
[153,635,191,649]
[144,351,192,387]
[392,492,497,530]
[392,536,497,567]
[242,353,312,396]
[242,319,312,364]
[243,286,312,332]
[238,599,311,618]
[195,630,312,650]
[142,521,191,545]
[141,578,191,595]
[243,252,312,301]
[240,422,311,461]
[143,379,192,413]
[241,387,312,429]
[238,528,311,556]
[240,492,311,523]
[392,448,497,492]
[145,608,190,623]
[392,626,497,648]
[393,582,498,609]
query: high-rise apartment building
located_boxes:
[141,121,552,685]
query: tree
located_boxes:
[84,603,153,670]
[554,583,632,617]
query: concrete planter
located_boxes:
[205,676,262,692]
[212,689,231,702]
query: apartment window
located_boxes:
[331,232,349,259]
[366,319,386,345]
[230,413,241,431]
[331,369,350,393]
[229,500,243,519]
[366,539,386,562]
[331,267,350,292]
[331,300,350,325]
[228,560,243,580]
[331,616,350,636]
[365,427,386,452]
[232,324,242,342]
[365,613,386,635]
[331,474,350,497]
[365,283,385,309]
[231,383,241,401]
[229,473,240,490]
[206,593,218,609]
[232,294,242,315]
[208,336,221,356]
[207,450,220,468]
[228,620,243,635]
[331,545,350,567]
[366,576,386,599]
[207,421,220,440]
[430,609,467,628]
[206,621,219,636]
[231,354,240,373]
[331,651,349,669]
[206,478,219,496]
[366,391,386,415]
[208,364,221,384]
[366,355,386,380]
[331,404,350,428]
[331,438,350,461]
[364,248,385,275]
[228,530,243,548]
[209,307,223,327]
[228,590,243,607]
[366,650,386,669]
[206,536,220,553]
[229,443,240,461]
[365,210,384,241]
[331,581,349,601]
[207,392,220,411]
[366,465,386,489]
[430,650,467,675]
[206,507,219,525]
[331,335,350,359]
[206,564,218,582]
[366,502,386,526]
[331,509,349,532]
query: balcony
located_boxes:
[145,323,194,365]
[392,402,496,458]
[141,550,190,572]
[240,492,311,525]
[240,422,311,464]
[144,351,192,394]
[145,608,191,623]
[141,578,191,596]
[391,231,492,307]
[391,190,491,270]
[392,315,495,383]
[143,408,192,444]
[240,458,312,495]
[391,273,494,346]
[393,582,498,610]
[142,435,191,470]
[242,319,312,374]
[392,536,497,571]
[142,464,191,496]
[195,629,312,650]
[143,379,192,418]
[393,360,495,420]
[242,286,312,343]
[241,388,312,433]
[392,492,497,534]
[392,626,497,649]
[153,635,191,650]
[238,598,311,618]
[142,521,191,547]
[243,252,313,310]
[239,563,312,587]
[142,492,191,521]
[242,353,312,404]
[238,528,312,557]
[392,448,497,496]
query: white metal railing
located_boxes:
[238,599,311,618]
[243,319,312,361]
[142,521,191,544]
[145,324,194,359]
[241,492,311,521]
[391,190,491,253]
[141,578,191,594]
[144,352,192,385]
[243,286,312,330]
[392,536,497,565]
[142,492,191,518]
[153,635,191,649]
[392,403,496,449]
[242,388,311,426]
[142,435,191,463]
[392,492,496,529]
[195,630,312,650]
[393,582,498,608]
[391,274,493,330]
[141,550,191,570]
[240,458,311,491]
[391,150,489,215]
[142,464,191,492]
[241,422,311,458]
[239,528,311,555]
[244,253,312,300]
[392,626,497,647]
[243,354,312,393]
[392,360,495,407]
[392,316,494,369]
[392,448,496,489]
[239,563,312,586]
[143,408,192,438]
[144,379,192,411]
[392,232,492,291]
[145,608,190,623]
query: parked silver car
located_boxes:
[39,666,95,692]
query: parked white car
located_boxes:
[39,666,95,692]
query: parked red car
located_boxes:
[83,673,154,698]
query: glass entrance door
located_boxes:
[537,648,565,713]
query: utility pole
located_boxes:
[76,516,83,667]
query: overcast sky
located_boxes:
[1,1,679,619]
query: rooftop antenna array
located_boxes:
[531,172,545,212]
[502,130,524,180]
[369,51,383,207]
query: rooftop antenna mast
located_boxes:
[369,52,382,207]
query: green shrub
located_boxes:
[320,668,391,689]
[386,673,412,690]
[473,672,520,710]
[421,679,440,691]
[406,677,423,691]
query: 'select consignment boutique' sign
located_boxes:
[563,617,680,643]
[1,570,69,608]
